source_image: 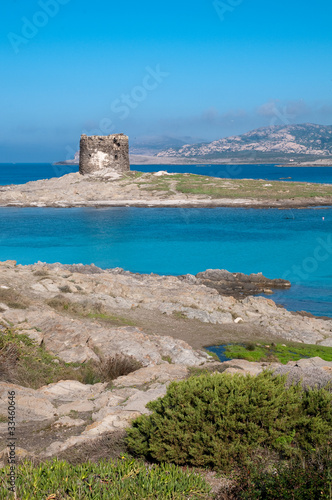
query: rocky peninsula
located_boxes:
[0,260,331,464]
[0,170,331,208]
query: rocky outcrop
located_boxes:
[186,269,291,299]
[0,364,191,461]
[0,261,331,347]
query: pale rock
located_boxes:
[120,385,167,414]
[30,283,47,293]
[0,261,16,268]
[38,380,107,402]
[54,416,86,427]
[3,309,28,324]
[222,359,278,376]
[320,339,332,347]
[0,382,56,422]
[83,411,142,436]
[42,435,94,457]
[113,364,189,388]
[57,346,99,364]
[286,357,332,369]
[57,400,97,415]
[234,317,243,324]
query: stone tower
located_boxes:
[79,133,130,176]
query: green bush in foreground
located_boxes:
[126,371,332,470]
[0,457,210,500]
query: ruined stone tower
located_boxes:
[79,133,130,176]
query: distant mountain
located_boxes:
[130,135,205,156]
[157,124,332,161]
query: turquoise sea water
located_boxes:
[0,206,331,317]
[0,163,331,317]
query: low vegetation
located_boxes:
[174,175,332,199]
[231,444,332,499]
[221,342,332,364]
[0,457,211,499]
[46,294,136,326]
[0,287,30,310]
[0,329,141,389]
[126,371,332,470]
[130,172,332,200]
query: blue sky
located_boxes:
[1,0,331,161]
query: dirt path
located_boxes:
[100,306,285,350]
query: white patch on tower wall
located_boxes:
[91,151,109,170]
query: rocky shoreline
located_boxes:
[0,171,331,208]
[0,260,331,463]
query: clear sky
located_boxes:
[1,0,331,161]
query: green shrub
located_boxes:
[0,457,210,499]
[126,371,332,470]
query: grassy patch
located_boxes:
[33,270,50,277]
[0,287,30,309]
[0,330,141,389]
[174,175,332,199]
[86,312,136,326]
[0,457,210,499]
[204,350,220,362]
[122,171,145,180]
[128,172,332,200]
[222,342,332,364]
[47,295,135,326]
[172,311,188,320]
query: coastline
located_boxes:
[2,200,332,209]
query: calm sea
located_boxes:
[0,163,331,185]
[0,163,331,317]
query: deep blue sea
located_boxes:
[0,163,331,317]
[0,163,331,185]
